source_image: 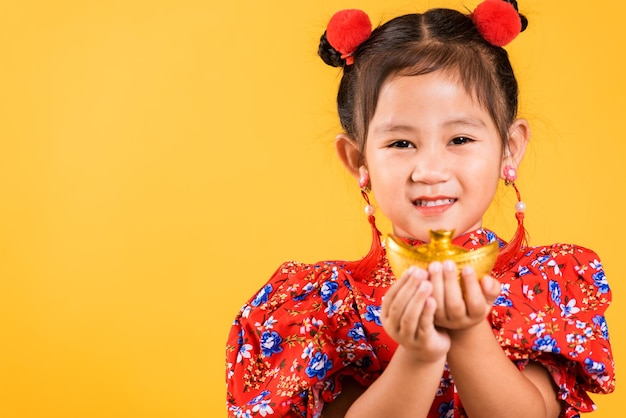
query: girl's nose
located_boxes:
[410,146,449,184]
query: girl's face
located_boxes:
[364,71,505,241]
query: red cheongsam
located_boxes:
[226,229,615,417]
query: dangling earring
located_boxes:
[494,165,528,275]
[503,165,517,185]
[503,164,527,213]
[358,168,375,216]
[346,166,383,279]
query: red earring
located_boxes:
[494,164,528,275]
[358,168,370,190]
[343,167,383,280]
[503,164,517,184]
[359,169,375,215]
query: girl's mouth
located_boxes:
[412,198,456,207]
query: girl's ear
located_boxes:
[503,118,530,169]
[335,133,362,179]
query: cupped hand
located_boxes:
[382,267,450,362]
[429,260,501,330]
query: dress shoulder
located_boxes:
[225,258,394,417]
[491,242,615,416]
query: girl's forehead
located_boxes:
[390,67,476,93]
[379,70,489,112]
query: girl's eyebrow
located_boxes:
[373,123,417,133]
[443,117,487,128]
[373,117,487,134]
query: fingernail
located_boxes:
[443,260,456,271]
[462,266,474,276]
[483,276,496,292]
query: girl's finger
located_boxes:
[428,261,445,311]
[481,275,502,306]
[384,266,418,310]
[416,294,437,338]
[441,260,465,320]
[382,268,426,326]
[460,266,486,318]
[400,280,431,338]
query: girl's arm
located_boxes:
[430,262,562,418]
[323,268,449,418]
[447,321,562,418]
[322,347,446,418]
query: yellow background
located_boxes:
[0,0,623,416]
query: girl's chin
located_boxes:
[391,228,433,242]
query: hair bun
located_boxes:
[318,33,345,67]
[471,0,525,47]
[320,9,372,66]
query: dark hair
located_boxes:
[318,8,527,160]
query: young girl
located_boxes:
[226,1,615,417]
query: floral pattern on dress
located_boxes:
[226,229,614,418]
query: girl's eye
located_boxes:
[450,136,475,145]
[389,140,414,148]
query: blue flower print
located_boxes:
[260,330,283,357]
[251,284,273,307]
[537,254,550,264]
[324,299,343,318]
[364,304,382,326]
[485,229,497,243]
[593,315,610,340]
[228,405,253,418]
[593,270,610,294]
[320,281,339,302]
[251,400,274,416]
[533,335,560,353]
[437,400,454,418]
[237,343,253,364]
[549,280,562,305]
[293,282,315,301]
[247,390,274,416]
[528,323,545,338]
[575,320,594,338]
[494,295,513,307]
[301,342,315,360]
[347,322,366,341]
[517,265,531,277]
[305,351,333,380]
[560,299,580,318]
[247,390,270,405]
[584,357,606,375]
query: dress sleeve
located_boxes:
[490,244,615,417]
[225,260,389,417]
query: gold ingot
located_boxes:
[385,230,499,279]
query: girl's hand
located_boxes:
[429,260,501,330]
[382,267,450,362]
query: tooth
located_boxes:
[420,199,448,207]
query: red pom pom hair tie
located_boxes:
[471,0,524,46]
[326,9,372,65]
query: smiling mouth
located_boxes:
[413,198,456,207]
